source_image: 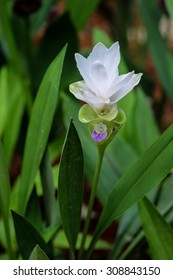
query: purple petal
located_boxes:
[92,130,108,142]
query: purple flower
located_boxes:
[92,130,108,142]
[91,122,108,142]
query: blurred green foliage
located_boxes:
[0,0,173,260]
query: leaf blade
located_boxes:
[0,139,13,258]
[58,120,84,257]
[88,124,173,255]
[138,197,173,260]
[29,245,49,260]
[0,140,11,218]
[139,0,173,98]
[18,45,67,215]
[12,210,52,259]
[165,0,173,20]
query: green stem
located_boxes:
[3,213,13,259]
[119,231,144,260]
[0,199,13,259]
[0,141,13,259]
[83,226,100,259]
[78,146,105,259]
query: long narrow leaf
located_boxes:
[165,0,173,20]
[40,147,59,226]
[138,197,173,260]
[3,68,25,164]
[139,0,173,98]
[87,124,173,256]
[0,141,11,215]
[0,140,13,258]
[18,45,67,215]
[0,1,20,71]
[12,210,52,259]
[0,67,8,135]
[58,120,84,258]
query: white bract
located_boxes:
[69,42,142,118]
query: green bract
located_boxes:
[79,104,119,123]
[79,104,98,123]
[88,107,126,146]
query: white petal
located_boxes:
[88,42,121,95]
[90,61,108,94]
[69,81,94,102]
[110,73,143,103]
[104,42,120,80]
[75,53,99,93]
[105,71,135,99]
[69,81,108,108]
[72,42,143,111]
[87,42,108,62]
[75,52,110,96]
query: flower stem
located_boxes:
[78,146,105,259]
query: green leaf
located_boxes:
[0,67,8,135]
[0,140,11,215]
[88,124,173,255]
[58,120,84,258]
[115,173,173,260]
[42,223,61,243]
[165,0,173,20]
[139,0,173,98]
[12,210,52,259]
[138,197,173,260]
[25,188,43,231]
[29,245,49,260]
[18,45,67,215]
[0,1,20,71]
[53,229,112,250]
[119,87,159,154]
[67,0,101,30]
[40,147,60,226]
[2,68,25,164]
[0,66,26,164]
[0,139,13,258]
[3,96,24,164]
[158,173,173,212]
